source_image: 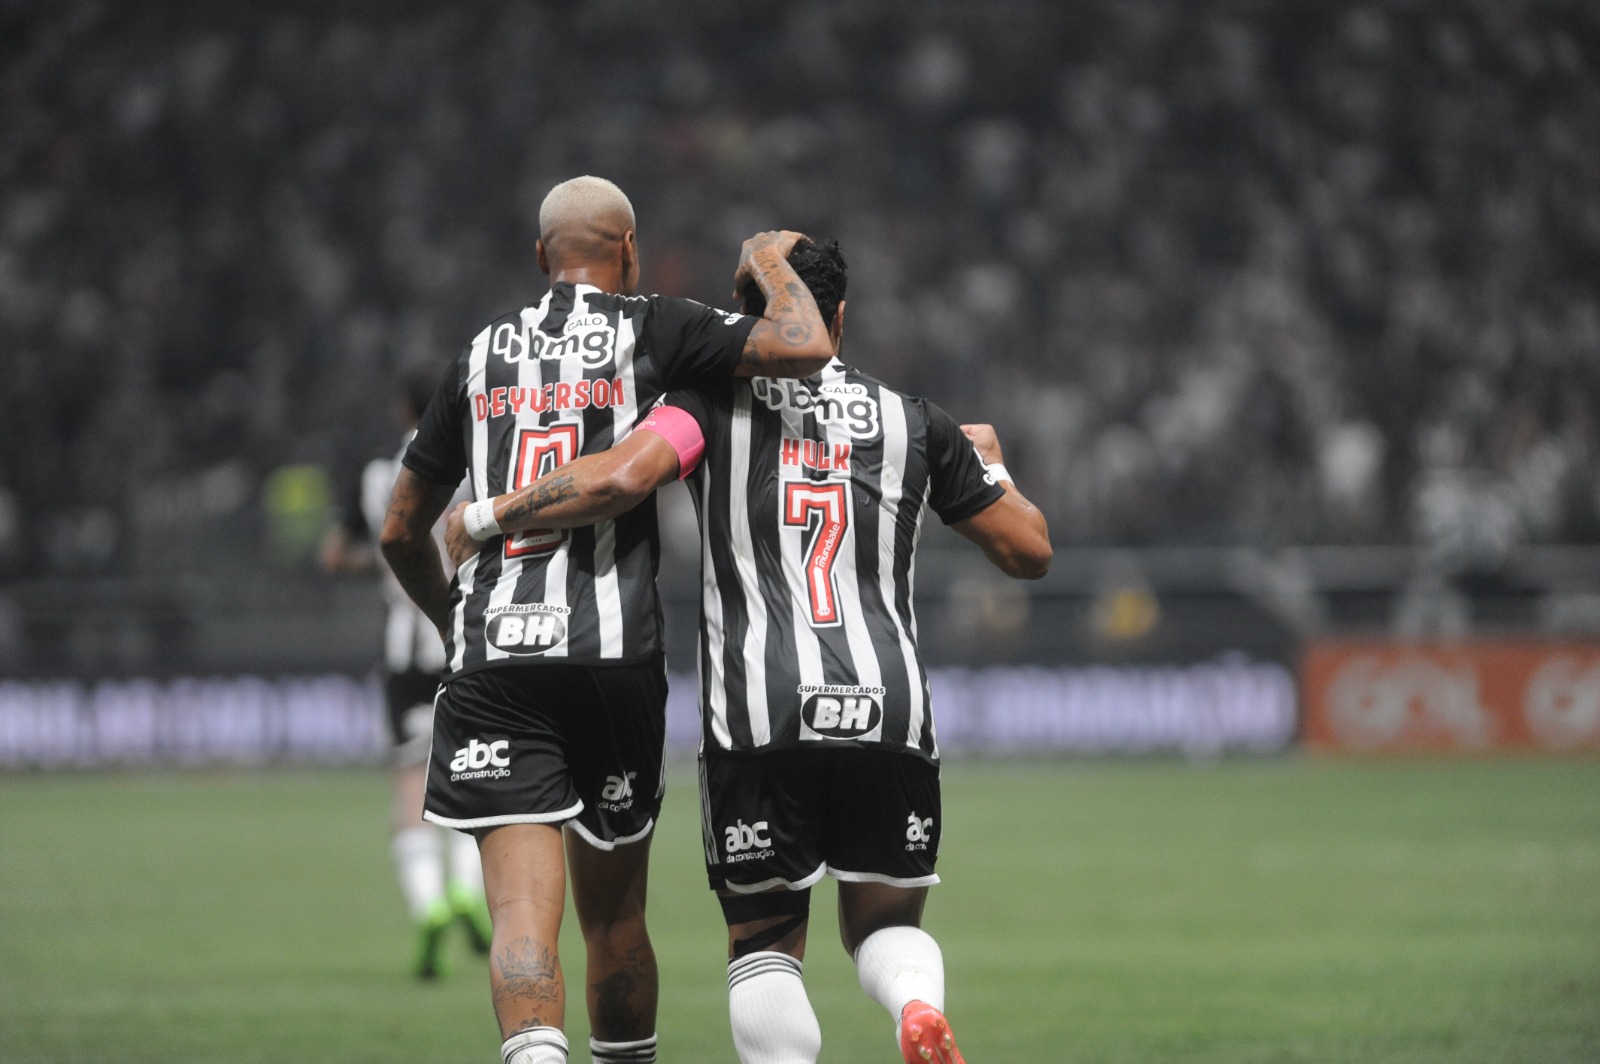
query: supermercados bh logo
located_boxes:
[752,378,880,439]
[797,684,885,742]
[485,603,571,656]
[491,312,617,369]
[450,737,512,782]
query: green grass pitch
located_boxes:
[2,757,1596,1063]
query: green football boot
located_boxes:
[413,898,453,980]
[448,880,494,956]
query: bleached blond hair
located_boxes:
[538,175,636,240]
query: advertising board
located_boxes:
[1302,640,1600,752]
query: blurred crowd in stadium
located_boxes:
[1,0,1596,586]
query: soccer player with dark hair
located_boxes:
[379,177,834,1064]
[446,237,1052,1064]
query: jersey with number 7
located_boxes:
[662,358,1004,761]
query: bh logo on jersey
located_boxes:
[599,771,637,812]
[450,738,511,782]
[723,819,773,863]
[486,605,569,656]
[905,813,934,852]
[798,684,885,742]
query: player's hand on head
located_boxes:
[734,230,808,290]
[444,501,484,569]
[961,423,1004,465]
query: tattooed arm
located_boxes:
[730,230,833,378]
[378,466,461,633]
[443,428,685,569]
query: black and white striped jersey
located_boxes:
[666,359,1005,760]
[403,282,756,679]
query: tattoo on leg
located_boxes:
[591,944,657,1037]
[493,935,563,1027]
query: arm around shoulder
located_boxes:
[446,414,695,569]
[492,427,684,533]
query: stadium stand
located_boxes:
[1,0,1596,676]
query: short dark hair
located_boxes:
[740,238,847,328]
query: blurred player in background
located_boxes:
[320,362,490,980]
[446,238,1052,1064]
[379,177,834,1064]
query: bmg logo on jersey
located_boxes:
[485,604,571,655]
[905,813,934,851]
[599,771,637,812]
[797,684,885,742]
[752,378,881,439]
[723,819,773,862]
[450,738,512,782]
[491,314,616,369]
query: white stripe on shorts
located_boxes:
[422,801,584,831]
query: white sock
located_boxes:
[854,926,946,1036]
[391,825,445,921]
[447,828,483,890]
[726,952,821,1064]
[589,1034,657,1063]
[502,1026,568,1064]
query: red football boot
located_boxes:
[899,1000,966,1064]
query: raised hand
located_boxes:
[960,423,1004,466]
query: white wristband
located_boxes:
[463,499,502,541]
[986,463,1012,485]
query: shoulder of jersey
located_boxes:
[845,365,897,395]
[664,294,744,319]
[581,288,645,308]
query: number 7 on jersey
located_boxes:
[783,481,849,628]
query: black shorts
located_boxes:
[423,659,667,849]
[701,746,941,893]
[385,669,441,768]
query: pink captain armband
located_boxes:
[635,405,705,479]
